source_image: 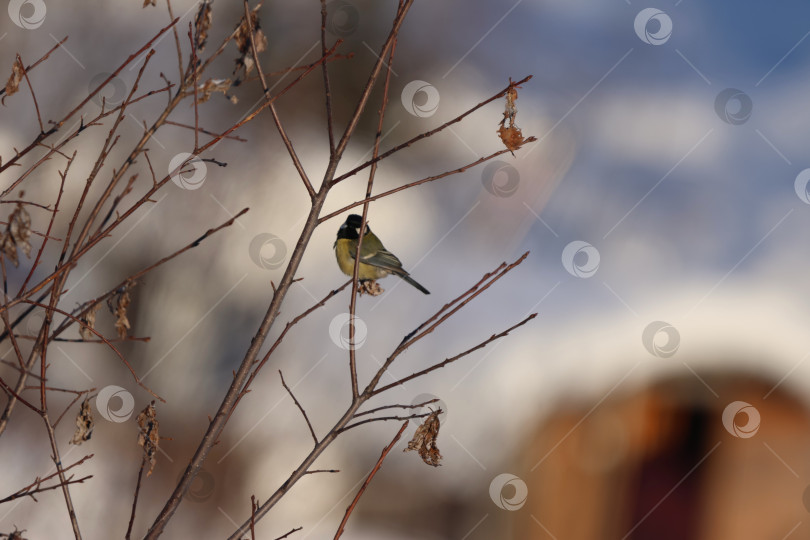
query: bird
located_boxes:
[334,214,430,294]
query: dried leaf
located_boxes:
[358,280,383,296]
[137,401,159,476]
[233,6,267,81]
[10,204,31,259]
[497,124,525,153]
[79,303,101,341]
[0,232,17,267]
[114,288,131,339]
[1,204,32,268]
[497,78,526,154]
[403,409,442,467]
[194,0,213,52]
[198,78,234,104]
[69,399,94,445]
[143,0,156,7]
[3,57,24,102]
[108,284,133,339]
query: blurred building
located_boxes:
[517,373,810,540]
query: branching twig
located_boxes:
[244,0,315,200]
[330,75,533,185]
[0,454,93,504]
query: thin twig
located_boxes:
[0,454,93,504]
[320,0,336,156]
[279,370,317,446]
[0,37,67,98]
[333,421,408,539]
[319,145,535,224]
[18,151,72,295]
[0,19,180,179]
[374,314,536,395]
[347,29,399,398]
[244,0,315,200]
[164,120,247,141]
[125,458,147,540]
[21,300,164,402]
[274,527,303,540]
[41,412,83,539]
[330,75,534,185]
[302,469,339,475]
[340,411,432,433]
[18,54,44,133]
[354,398,439,418]
[165,0,184,84]
[249,495,257,540]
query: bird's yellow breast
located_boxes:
[334,239,388,280]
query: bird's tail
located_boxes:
[399,273,430,294]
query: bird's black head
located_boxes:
[337,214,369,240]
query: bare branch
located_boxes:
[330,74,533,185]
[125,458,147,540]
[0,454,93,505]
[279,370,317,446]
[372,314,537,395]
[244,0,315,200]
[333,422,408,539]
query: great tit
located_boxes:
[334,214,430,294]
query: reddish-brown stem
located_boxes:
[125,458,147,540]
[347,34,399,398]
[319,144,535,224]
[21,300,164,402]
[320,0,336,156]
[279,370,318,445]
[0,36,66,98]
[0,454,93,504]
[18,151,72,296]
[18,54,44,133]
[0,19,180,179]
[333,421,408,539]
[189,23,200,152]
[233,280,349,416]
[244,0,315,200]
[330,75,533,185]
[373,314,537,395]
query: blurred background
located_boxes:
[3,1,810,538]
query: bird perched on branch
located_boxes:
[334,214,430,295]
